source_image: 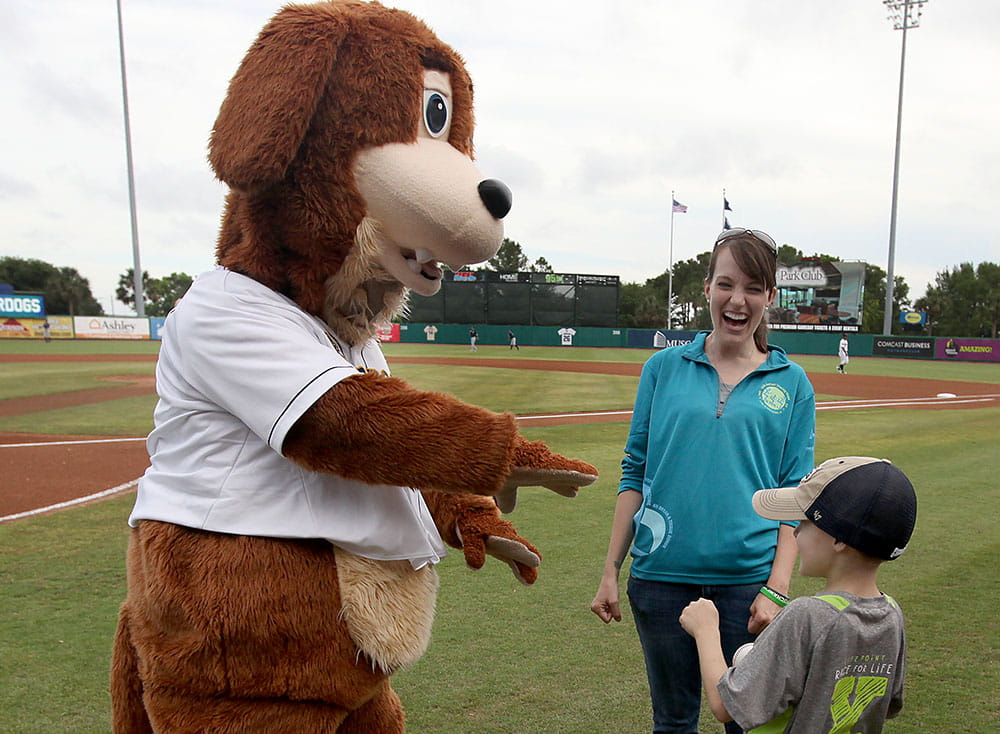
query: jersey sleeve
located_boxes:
[173,284,361,451]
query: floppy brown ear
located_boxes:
[208,7,346,192]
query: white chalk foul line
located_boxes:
[0,478,139,524]
[0,436,147,448]
[515,394,998,421]
[817,395,997,411]
[516,410,633,421]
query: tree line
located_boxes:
[0,257,104,316]
[1,250,996,338]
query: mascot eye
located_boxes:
[423,90,449,138]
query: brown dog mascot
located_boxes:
[109,1,598,731]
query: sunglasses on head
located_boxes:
[714,228,778,256]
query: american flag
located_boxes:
[672,199,688,214]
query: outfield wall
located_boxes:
[397,324,1000,363]
[1,313,997,362]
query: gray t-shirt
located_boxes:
[719,593,906,733]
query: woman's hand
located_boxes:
[747,593,782,634]
[590,571,623,623]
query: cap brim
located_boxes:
[752,487,807,521]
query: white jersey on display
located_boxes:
[130,268,446,569]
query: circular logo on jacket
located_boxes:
[631,503,673,557]
[758,383,791,414]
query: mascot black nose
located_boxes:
[478,179,512,220]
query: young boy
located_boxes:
[679,456,917,733]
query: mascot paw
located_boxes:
[485,535,539,586]
[495,436,599,513]
[455,512,541,585]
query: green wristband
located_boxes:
[759,585,790,607]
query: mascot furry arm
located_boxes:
[285,372,594,583]
[111,3,598,732]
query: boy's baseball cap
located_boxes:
[752,457,917,561]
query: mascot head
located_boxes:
[208,0,511,344]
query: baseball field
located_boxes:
[1,339,998,732]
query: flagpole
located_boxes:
[667,191,675,331]
[722,188,726,229]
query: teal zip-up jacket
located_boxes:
[622,332,816,584]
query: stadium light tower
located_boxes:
[116,0,144,317]
[881,0,927,336]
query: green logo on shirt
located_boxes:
[830,675,888,733]
[758,383,790,414]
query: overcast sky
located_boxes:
[4,0,998,315]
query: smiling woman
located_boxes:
[590,228,817,734]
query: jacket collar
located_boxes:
[681,331,789,373]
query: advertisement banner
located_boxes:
[872,337,934,359]
[74,316,151,340]
[628,329,697,349]
[937,338,1000,363]
[0,293,45,318]
[771,323,860,333]
[150,317,167,341]
[0,316,74,339]
[772,260,866,331]
[0,317,32,338]
[376,323,400,342]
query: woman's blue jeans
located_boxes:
[627,576,760,734]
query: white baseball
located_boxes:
[732,642,755,667]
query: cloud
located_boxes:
[2,0,998,314]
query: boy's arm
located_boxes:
[679,599,734,723]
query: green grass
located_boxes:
[0,340,161,356]
[0,362,154,401]
[2,342,999,732]
[791,353,1000,384]
[0,395,158,435]
[1,495,133,733]
[387,364,638,415]
[382,342,654,365]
